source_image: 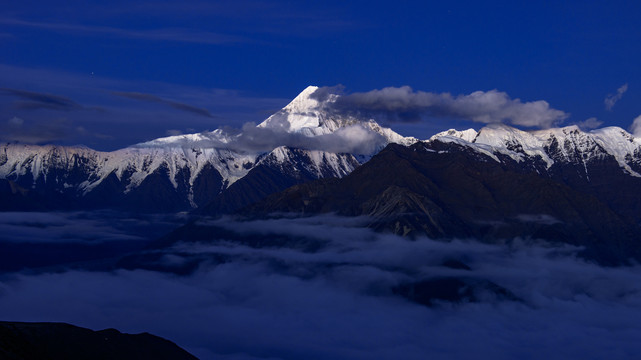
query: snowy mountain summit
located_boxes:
[258,86,416,146]
[259,85,327,132]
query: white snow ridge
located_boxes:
[430,122,641,177]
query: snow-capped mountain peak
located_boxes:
[258,86,324,132]
[134,129,232,148]
[258,86,417,149]
[431,128,478,143]
[282,85,325,113]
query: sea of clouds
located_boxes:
[0,213,640,360]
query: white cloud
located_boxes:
[575,117,603,130]
[604,83,628,110]
[630,114,641,137]
[165,129,183,136]
[328,86,569,129]
[139,122,387,155]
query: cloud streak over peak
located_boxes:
[0,88,83,112]
[320,86,569,129]
[112,91,215,118]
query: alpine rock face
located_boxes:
[0,86,414,212]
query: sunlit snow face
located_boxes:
[1,213,641,360]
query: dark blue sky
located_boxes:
[1,0,640,150]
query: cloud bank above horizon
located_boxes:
[314,86,569,129]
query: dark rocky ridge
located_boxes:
[0,321,198,360]
[199,147,360,215]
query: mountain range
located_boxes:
[3,86,641,263]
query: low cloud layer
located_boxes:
[112,91,215,118]
[232,122,386,154]
[0,211,193,246]
[0,211,146,244]
[317,86,569,129]
[140,122,387,155]
[605,84,628,110]
[1,214,641,360]
[0,211,189,272]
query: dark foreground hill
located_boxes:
[0,321,198,360]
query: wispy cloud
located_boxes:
[575,117,603,130]
[112,91,215,118]
[91,1,357,36]
[0,17,250,45]
[0,88,83,111]
[0,211,144,244]
[604,83,628,110]
[0,116,74,144]
[631,114,641,137]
